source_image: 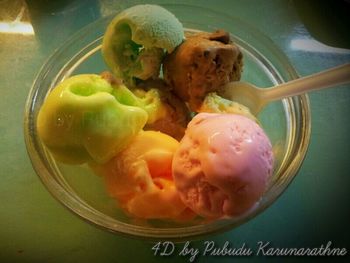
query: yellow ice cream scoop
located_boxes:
[37,74,148,164]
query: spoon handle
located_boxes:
[263,63,350,102]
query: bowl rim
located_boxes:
[23,4,311,241]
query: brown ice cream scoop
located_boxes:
[137,79,191,141]
[163,30,243,111]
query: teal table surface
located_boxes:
[1,0,349,262]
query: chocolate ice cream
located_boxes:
[137,79,191,141]
[163,30,243,110]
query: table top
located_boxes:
[1,0,349,262]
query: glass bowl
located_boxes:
[24,4,311,241]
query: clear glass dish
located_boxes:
[24,4,311,240]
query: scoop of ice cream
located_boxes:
[172,113,274,218]
[198,92,257,122]
[101,73,190,140]
[92,131,194,220]
[137,79,191,140]
[101,72,168,124]
[163,30,243,111]
[102,4,184,83]
[37,74,148,164]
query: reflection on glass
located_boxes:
[0,21,34,35]
[290,38,350,54]
[0,1,34,35]
[98,0,130,16]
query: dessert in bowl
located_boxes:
[24,4,310,240]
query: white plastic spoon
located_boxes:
[218,63,350,115]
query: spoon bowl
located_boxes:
[219,82,267,115]
[219,63,350,114]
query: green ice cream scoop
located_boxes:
[102,4,184,83]
[199,92,258,122]
[37,74,148,164]
[112,84,167,124]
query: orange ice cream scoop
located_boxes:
[92,131,194,220]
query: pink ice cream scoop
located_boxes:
[172,113,274,218]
